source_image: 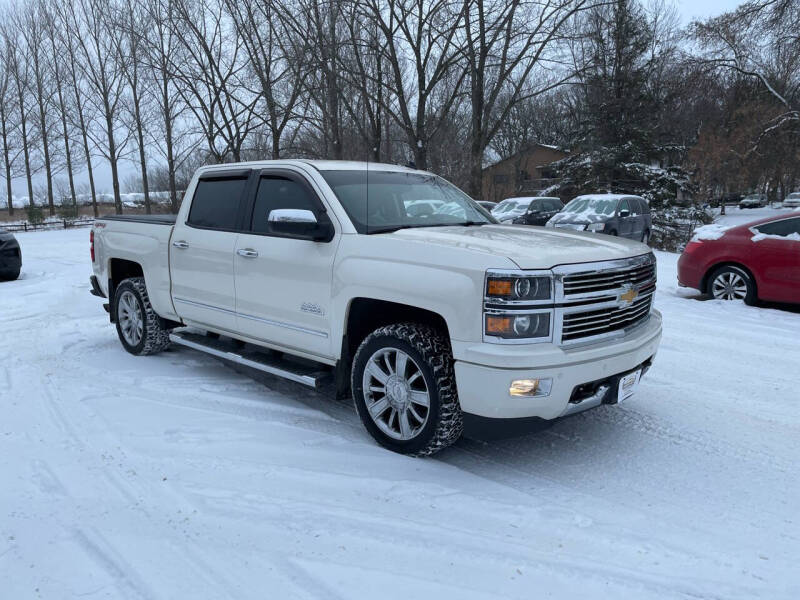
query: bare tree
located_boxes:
[142,0,189,213]
[0,41,17,215]
[3,20,36,208]
[359,0,468,170]
[461,0,593,196]
[44,0,79,211]
[170,0,257,163]
[223,0,307,160]
[55,1,100,217]
[114,3,153,213]
[70,0,130,214]
[19,2,58,215]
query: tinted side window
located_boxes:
[251,176,319,234]
[546,199,563,211]
[529,200,542,212]
[639,198,650,214]
[755,218,800,237]
[618,199,630,215]
[188,177,248,230]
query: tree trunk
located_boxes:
[15,85,34,209]
[0,104,13,216]
[132,87,151,214]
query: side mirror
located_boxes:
[619,209,631,218]
[268,209,333,242]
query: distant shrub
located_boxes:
[57,201,79,219]
[26,204,44,224]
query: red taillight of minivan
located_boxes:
[90,229,95,262]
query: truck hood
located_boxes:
[388,225,650,269]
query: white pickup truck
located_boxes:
[90,160,661,455]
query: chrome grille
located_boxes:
[555,254,657,345]
[563,262,655,296]
[561,285,654,342]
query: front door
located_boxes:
[169,173,250,331]
[233,170,339,358]
[750,217,800,303]
[616,198,635,239]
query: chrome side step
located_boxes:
[169,330,332,389]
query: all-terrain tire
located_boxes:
[351,323,462,456]
[114,277,171,355]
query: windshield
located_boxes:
[493,199,527,214]
[320,170,494,234]
[562,196,618,216]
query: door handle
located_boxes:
[236,248,259,258]
[172,240,189,249]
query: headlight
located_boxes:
[486,275,552,301]
[585,223,605,232]
[484,270,555,343]
[485,312,552,340]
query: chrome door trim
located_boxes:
[173,296,329,338]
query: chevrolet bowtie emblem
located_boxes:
[619,287,639,305]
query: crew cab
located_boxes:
[90,160,662,456]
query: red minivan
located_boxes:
[678,214,800,305]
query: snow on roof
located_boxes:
[503,196,560,202]
[572,193,641,202]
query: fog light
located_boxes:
[509,378,553,397]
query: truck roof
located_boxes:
[194,159,417,175]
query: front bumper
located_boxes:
[453,310,662,421]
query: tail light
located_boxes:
[90,229,95,262]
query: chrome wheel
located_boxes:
[118,290,144,346]
[711,271,748,300]
[362,347,430,441]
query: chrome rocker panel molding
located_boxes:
[173,296,329,338]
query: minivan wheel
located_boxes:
[114,277,171,355]
[709,266,757,305]
[351,323,462,456]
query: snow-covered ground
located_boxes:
[1,228,798,599]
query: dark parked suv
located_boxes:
[546,194,652,244]
[510,197,564,226]
[0,231,22,280]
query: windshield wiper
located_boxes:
[366,221,489,235]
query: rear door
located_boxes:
[169,170,251,331]
[233,169,339,358]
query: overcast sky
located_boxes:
[12,0,745,201]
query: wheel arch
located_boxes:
[108,259,145,322]
[334,297,450,399]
